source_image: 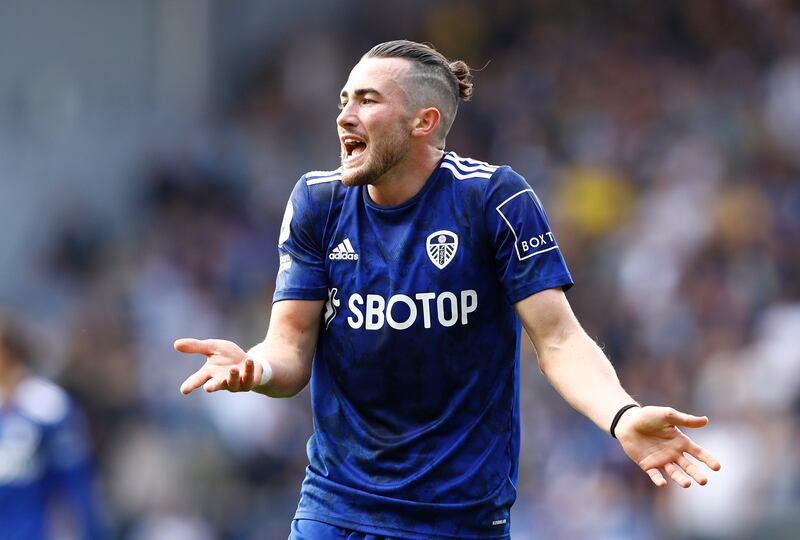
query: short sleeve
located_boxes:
[273,178,328,302]
[485,167,573,304]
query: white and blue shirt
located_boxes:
[0,376,103,540]
[275,152,573,539]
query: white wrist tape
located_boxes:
[255,357,273,386]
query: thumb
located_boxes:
[174,338,216,356]
[665,408,709,428]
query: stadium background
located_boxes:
[2,0,800,538]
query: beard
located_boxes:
[341,128,410,187]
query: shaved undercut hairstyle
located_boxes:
[363,40,473,145]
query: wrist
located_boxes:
[249,355,273,387]
[610,403,640,439]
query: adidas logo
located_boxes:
[329,238,359,261]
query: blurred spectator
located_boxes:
[0,313,105,539]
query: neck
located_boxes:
[367,146,444,206]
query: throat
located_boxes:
[366,161,437,207]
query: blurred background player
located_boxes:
[0,313,105,540]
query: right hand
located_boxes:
[174,338,263,394]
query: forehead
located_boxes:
[341,57,411,98]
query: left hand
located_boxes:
[614,406,721,488]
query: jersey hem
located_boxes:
[294,511,511,540]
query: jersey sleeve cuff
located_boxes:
[273,288,329,303]
[506,274,574,305]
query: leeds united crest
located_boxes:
[426,230,458,270]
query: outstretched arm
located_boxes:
[175,299,324,398]
[515,288,721,488]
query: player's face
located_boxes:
[337,57,414,187]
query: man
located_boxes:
[176,40,721,539]
[0,313,105,540]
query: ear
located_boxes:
[410,107,441,138]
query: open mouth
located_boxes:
[342,136,367,164]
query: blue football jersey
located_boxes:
[274,152,573,539]
[0,376,103,540]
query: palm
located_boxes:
[205,348,243,371]
[615,406,721,488]
[174,338,259,394]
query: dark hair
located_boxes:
[0,313,31,365]
[363,40,474,142]
[364,40,473,101]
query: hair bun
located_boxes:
[449,60,474,101]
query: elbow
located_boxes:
[266,387,305,399]
[282,375,311,398]
[534,340,567,378]
[262,384,306,399]
[536,356,547,376]
[530,321,583,376]
[536,351,553,377]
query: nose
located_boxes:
[337,101,357,130]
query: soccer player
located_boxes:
[0,313,105,540]
[175,40,721,539]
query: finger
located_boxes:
[664,462,692,488]
[241,358,255,390]
[677,454,708,486]
[180,369,213,395]
[687,442,722,471]
[645,468,667,488]
[203,377,228,393]
[175,338,216,356]
[664,408,709,428]
[227,367,240,392]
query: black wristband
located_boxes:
[610,404,640,439]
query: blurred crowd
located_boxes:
[5,1,800,538]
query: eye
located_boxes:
[337,101,346,110]
[362,98,375,105]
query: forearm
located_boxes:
[245,299,322,398]
[247,338,312,398]
[536,327,637,432]
[516,291,720,488]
